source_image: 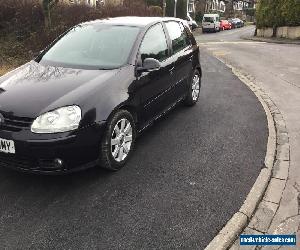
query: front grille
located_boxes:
[0,153,37,170]
[1,114,33,132]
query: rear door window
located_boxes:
[203,17,214,23]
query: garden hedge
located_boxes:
[256,0,300,28]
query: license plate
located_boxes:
[0,138,15,154]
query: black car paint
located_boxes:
[0,17,201,174]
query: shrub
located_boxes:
[244,8,255,17]
[0,0,157,70]
[256,0,300,28]
[195,12,203,23]
[0,0,44,37]
[148,6,163,16]
[280,0,300,26]
[145,0,162,7]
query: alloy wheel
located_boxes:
[111,118,133,162]
[191,74,200,101]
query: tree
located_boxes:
[280,0,300,26]
[269,0,282,35]
[42,0,58,29]
[224,0,239,17]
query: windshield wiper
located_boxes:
[98,67,118,70]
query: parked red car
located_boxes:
[220,20,231,30]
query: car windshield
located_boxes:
[39,24,141,70]
[203,17,214,23]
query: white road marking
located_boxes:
[199,41,267,45]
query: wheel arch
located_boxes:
[196,66,202,78]
[107,104,139,128]
[119,105,138,124]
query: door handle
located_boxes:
[169,66,175,75]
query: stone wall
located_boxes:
[256,28,273,38]
[277,26,300,39]
[256,26,300,40]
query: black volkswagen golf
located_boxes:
[0,17,202,174]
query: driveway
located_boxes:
[0,44,267,249]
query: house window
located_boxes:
[219,1,225,12]
[238,1,243,10]
[188,3,194,13]
[211,0,216,10]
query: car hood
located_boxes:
[0,61,119,119]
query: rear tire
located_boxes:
[99,110,136,171]
[184,69,201,106]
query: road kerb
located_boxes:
[205,212,248,250]
[205,58,278,250]
[241,35,300,45]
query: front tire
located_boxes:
[99,110,136,171]
[184,69,201,106]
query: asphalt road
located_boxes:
[197,25,300,235]
[0,29,267,249]
[194,25,255,43]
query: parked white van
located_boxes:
[202,14,220,33]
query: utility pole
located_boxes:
[163,0,166,17]
[174,0,177,17]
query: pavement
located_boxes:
[196,25,300,249]
[0,43,268,248]
[242,35,300,45]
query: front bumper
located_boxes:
[0,122,106,174]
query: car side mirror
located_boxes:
[137,58,161,73]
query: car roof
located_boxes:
[82,16,184,28]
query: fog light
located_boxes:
[54,158,63,168]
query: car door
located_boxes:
[164,21,194,102]
[134,23,176,126]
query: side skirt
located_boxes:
[137,96,185,135]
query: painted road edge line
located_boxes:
[205,58,282,250]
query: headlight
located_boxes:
[31,105,82,133]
